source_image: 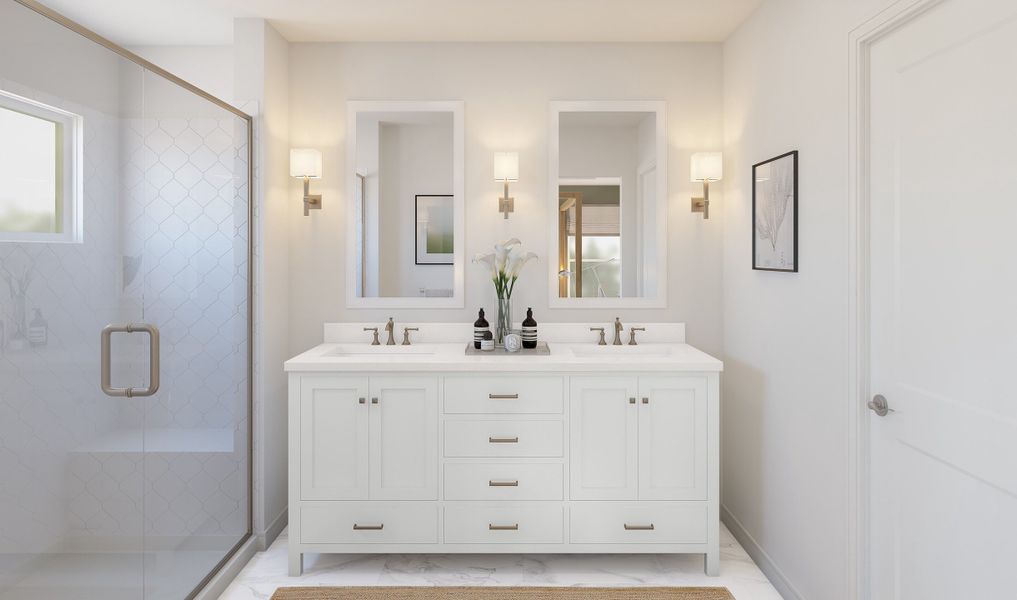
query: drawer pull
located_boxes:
[623,523,655,531]
[489,523,519,531]
[489,393,519,399]
[488,479,519,487]
[352,523,384,531]
[489,436,519,443]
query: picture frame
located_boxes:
[415,194,454,265]
[752,150,798,272]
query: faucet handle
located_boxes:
[402,327,419,346]
[590,327,607,346]
[363,327,380,346]
[628,327,646,346]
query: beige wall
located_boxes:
[287,42,725,358]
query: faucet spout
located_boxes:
[613,317,623,346]
[384,317,396,345]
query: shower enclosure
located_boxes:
[0,1,252,598]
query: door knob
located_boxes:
[867,394,893,417]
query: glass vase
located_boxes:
[495,296,512,346]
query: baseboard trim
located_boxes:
[258,507,288,551]
[192,535,258,600]
[721,504,804,600]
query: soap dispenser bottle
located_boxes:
[473,308,490,349]
[521,307,538,349]
[28,308,48,347]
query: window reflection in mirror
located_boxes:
[354,110,454,299]
[556,110,659,300]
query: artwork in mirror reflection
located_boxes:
[354,111,454,298]
[557,111,659,299]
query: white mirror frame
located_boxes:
[345,100,465,309]
[548,100,668,309]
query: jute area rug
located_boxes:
[271,587,735,600]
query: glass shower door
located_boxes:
[132,71,250,600]
[0,2,251,599]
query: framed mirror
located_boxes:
[548,101,667,308]
[346,100,465,308]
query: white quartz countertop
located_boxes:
[285,341,723,373]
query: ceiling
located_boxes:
[35,0,764,46]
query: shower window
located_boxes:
[0,90,81,243]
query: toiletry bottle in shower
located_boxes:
[28,308,47,347]
[521,307,538,349]
[473,308,490,349]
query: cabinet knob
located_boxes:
[629,397,636,404]
[371,397,379,404]
[358,397,366,404]
[642,397,649,404]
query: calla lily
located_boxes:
[474,240,536,300]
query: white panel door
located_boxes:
[638,376,707,500]
[368,376,438,500]
[570,376,638,500]
[300,376,369,500]
[868,0,1017,597]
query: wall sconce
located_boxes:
[290,148,322,216]
[691,152,723,219]
[493,152,518,219]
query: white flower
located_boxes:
[494,238,521,272]
[506,251,538,279]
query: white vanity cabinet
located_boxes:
[288,368,719,577]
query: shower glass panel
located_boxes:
[0,2,252,599]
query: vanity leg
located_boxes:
[705,548,720,576]
[289,549,303,577]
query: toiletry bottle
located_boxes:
[480,330,495,352]
[473,308,490,349]
[521,307,538,349]
[28,308,48,347]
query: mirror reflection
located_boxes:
[556,110,661,300]
[353,110,454,299]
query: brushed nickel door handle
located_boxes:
[488,479,519,487]
[489,436,519,443]
[488,523,519,531]
[867,394,894,417]
[489,393,519,399]
[101,323,160,398]
[624,523,655,531]
[352,523,384,531]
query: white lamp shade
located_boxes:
[691,152,723,182]
[493,152,519,182]
[290,148,322,178]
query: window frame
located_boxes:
[0,89,83,243]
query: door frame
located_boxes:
[847,0,945,597]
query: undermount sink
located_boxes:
[569,345,674,358]
[325,344,437,357]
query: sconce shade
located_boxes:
[290,148,322,178]
[493,152,519,182]
[691,152,723,182]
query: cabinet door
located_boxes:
[300,376,369,500]
[570,376,639,500]
[369,376,438,500]
[637,376,708,500]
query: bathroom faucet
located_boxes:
[613,318,623,346]
[384,317,396,345]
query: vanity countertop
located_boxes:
[285,341,722,373]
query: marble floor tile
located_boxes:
[216,524,783,600]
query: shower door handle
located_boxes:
[101,323,160,397]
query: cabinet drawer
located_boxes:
[444,463,563,500]
[444,376,563,414]
[444,420,563,457]
[570,502,708,544]
[300,502,437,544]
[444,504,563,544]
